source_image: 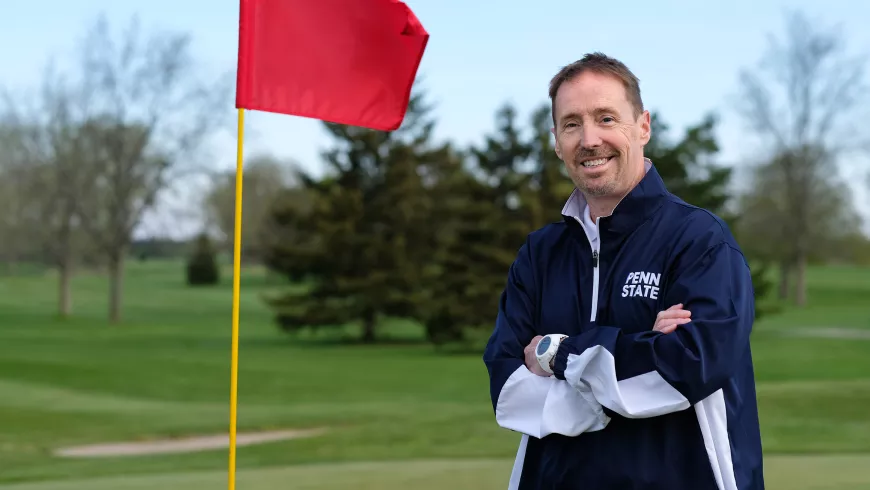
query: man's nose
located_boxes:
[580,125,603,148]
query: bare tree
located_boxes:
[736,146,863,278]
[203,153,302,262]
[735,10,869,306]
[66,15,231,323]
[0,69,98,317]
[0,119,39,274]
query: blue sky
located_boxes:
[2,0,869,236]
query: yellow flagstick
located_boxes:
[228,108,245,490]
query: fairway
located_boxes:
[3,457,870,490]
[1,261,869,488]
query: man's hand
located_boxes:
[524,335,551,377]
[653,303,691,334]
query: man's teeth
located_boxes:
[583,157,609,167]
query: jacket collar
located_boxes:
[561,158,670,236]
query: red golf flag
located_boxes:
[235,0,429,131]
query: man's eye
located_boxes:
[602,117,614,123]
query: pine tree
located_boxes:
[525,104,575,229]
[262,89,439,342]
[419,103,535,344]
[185,232,220,286]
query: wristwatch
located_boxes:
[535,333,568,374]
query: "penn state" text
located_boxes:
[622,271,660,299]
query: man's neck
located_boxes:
[587,198,620,223]
[585,158,650,222]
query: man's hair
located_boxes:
[548,52,644,123]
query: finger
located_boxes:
[655,318,692,332]
[657,310,691,320]
[667,303,684,311]
[657,307,690,317]
[654,317,691,330]
[661,318,692,325]
[666,310,692,319]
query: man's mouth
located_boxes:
[581,156,615,168]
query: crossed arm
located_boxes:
[482,233,755,438]
[523,304,691,377]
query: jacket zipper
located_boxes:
[576,215,602,323]
[590,220,600,322]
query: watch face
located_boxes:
[536,336,551,356]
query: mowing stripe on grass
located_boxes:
[2,456,870,490]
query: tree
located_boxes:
[646,113,731,214]
[186,232,220,286]
[525,104,574,230]
[736,146,864,267]
[421,103,535,343]
[0,70,99,317]
[407,142,483,344]
[62,15,230,323]
[734,10,869,306]
[204,153,301,262]
[262,88,440,343]
[0,119,38,274]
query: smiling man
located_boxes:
[482,53,764,490]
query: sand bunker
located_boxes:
[54,428,327,458]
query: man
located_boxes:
[482,53,764,490]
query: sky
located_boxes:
[2,0,869,237]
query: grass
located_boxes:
[3,457,870,490]
[0,260,869,488]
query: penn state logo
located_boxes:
[622,271,660,299]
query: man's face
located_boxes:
[551,71,650,199]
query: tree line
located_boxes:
[206,10,870,343]
[1,10,868,336]
[240,92,779,344]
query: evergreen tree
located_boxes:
[409,142,481,344]
[262,88,439,343]
[646,113,731,214]
[185,232,220,286]
[525,104,575,229]
[418,103,535,344]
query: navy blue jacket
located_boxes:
[483,162,764,490]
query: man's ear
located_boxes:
[551,127,563,160]
[639,111,651,145]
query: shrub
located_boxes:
[186,233,220,286]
